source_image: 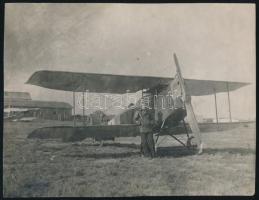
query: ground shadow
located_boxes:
[102,143,140,149]
[156,146,197,158]
[62,151,140,159]
[72,142,140,149]
[64,144,255,159]
[64,145,195,159]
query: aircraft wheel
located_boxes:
[186,136,195,149]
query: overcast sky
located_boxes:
[4,3,255,119]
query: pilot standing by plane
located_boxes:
[134,92,156,158]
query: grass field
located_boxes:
[3,120,255,197]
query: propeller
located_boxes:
[173,53,203,154]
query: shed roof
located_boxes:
[4,91,31,100]
[4,99,72,109]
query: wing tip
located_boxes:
[25,70,44,85]
[239,82,252,87]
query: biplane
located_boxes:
[26,54,250,154]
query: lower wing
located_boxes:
[27,124,140,142]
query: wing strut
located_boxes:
[226,82,232,122]
[213,88,219,129]
[73,91,76,127]
[173,53,203,154]
[82,91,85,126]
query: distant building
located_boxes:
[4,91,72,121]
[4,91,32,101]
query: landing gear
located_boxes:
[155,120,198,152]
[186,136,196,149]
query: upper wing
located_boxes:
[26,70,249,95]
[26,70,172,93]
[184,79,250,96]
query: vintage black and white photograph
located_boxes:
[3,3,255,197]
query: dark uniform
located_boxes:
[134,109,155,158]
